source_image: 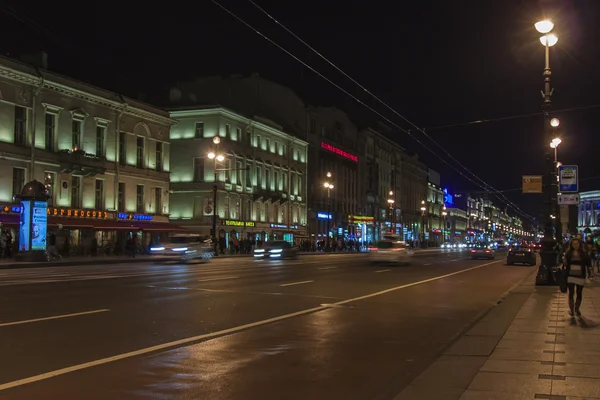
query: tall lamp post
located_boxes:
[550,132,562,241]
[535,19,559,283]
[208,136,225,256]
[323,172,334,246]
[420,200,427,248]
[387,191,395,234]
[442,206,448,243]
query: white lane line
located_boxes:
[375,269,391,273]
[0,309,110,328]
[424,263,432,266]
[451,259,459,262]
[0,259,500,391]
[197,276,239,282]
[279,280,314,287]
[318,266,337,270]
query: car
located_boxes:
[254,240,298,259]
[469,244,495,260]
[506,245,536,266]
[368,235,415,265]
[149,233,214,262]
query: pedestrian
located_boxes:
[563,238,592,317]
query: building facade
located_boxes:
[400,152,429,243]
[169,107,308,247]
[0,55,174,254]
[426,169,445,244]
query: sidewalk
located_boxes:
[395,271,600,400]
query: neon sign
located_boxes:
[443,188,453,206]
[321,142,358,162]
[119,213,153,221]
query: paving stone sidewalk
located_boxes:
[395,272,600,400]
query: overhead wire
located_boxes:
[209,0,537,222]
[239,0,536,223]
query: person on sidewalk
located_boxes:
[563,238,592,317]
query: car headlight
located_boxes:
[269,249,283,253]
[150,247,165,251]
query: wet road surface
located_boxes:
[0,250,535,399]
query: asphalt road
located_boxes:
[0,249,535,400]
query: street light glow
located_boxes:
[540,33,558,47]
[535,20,554,34]
[389,190,393,196]
[326,172,332,178]
[551,138,562,148]
[550,117,560,127]
[207,152,216,159]
[213,136,221,144]
[216,155,225,162]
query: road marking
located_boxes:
[0,259,500,391]
[375,269,391,273]
[424,263,432,266]
[279,280,314,287]
[0,309,110,328]
[318,266,337,270]
[451,259,459,262]
[197,276,239,282]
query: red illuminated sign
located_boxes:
[321,142,358,162]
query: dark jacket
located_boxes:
[563,251,591,279]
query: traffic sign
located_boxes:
[522,175,543,193]
[558,165,579,193]
[558,193,580,205]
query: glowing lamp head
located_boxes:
[540,33,558,47]
[550,118,560,127]
[535,20,554,34]
[389,190,393,196]
[207,152,216,159]
[216,155,225,162]
[326,172,332,178]
[551,138,562,148]
[213,136,221,144]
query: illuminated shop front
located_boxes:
[347,215,375,245]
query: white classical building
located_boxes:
[169,106,308,247]
[0,54,175,253]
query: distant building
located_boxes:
[0,54,175,253]
[168,106,308,245]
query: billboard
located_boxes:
[19,201,30,251]
[31,201,48,251]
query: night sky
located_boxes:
[2,0,599,223]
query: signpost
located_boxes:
[558,165,579,193]
[558,193,580,205]
[522,175,543,193]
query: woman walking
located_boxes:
[563,238,592,317]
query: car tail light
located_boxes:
[392,248,405,252]
[485,250,491,253]
[369,247,378,251]
[527,248,531,252]
[470,249,476,253]
[509,248,512,252]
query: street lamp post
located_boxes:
[535,19,559,283]
[420,200,427,248]
[208,136,225,256]
[388,191,395,234]
[324,172,334,248]
[550,133,562,241]
[442,206,448,243]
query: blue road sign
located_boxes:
[558,165,579,193]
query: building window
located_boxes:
[193,157,205,182]
[225,124,230,138]
[118,182,125,212]
[155,187,162,214]
[45,113,55,151]
[246,163,252,187]
[72,119,82,150]
[266,138,270,152]
[71,176,81,208]
[119,132,126,165]
[195,122,204,138]
[14,106,27,146]
[136,185,144,213]
[283,172,288,191]
[236,127,241,141]
[264,202,270,222]
[256,166,262,187]
[265,168,271,190]
[255,135,261,148]
[236,161,243,185]
[12,167,26,199]
[96,125,106,157]
[246,200,252,220]
[156,142,163,171]
[44,172,55,204]
[136,137,144,168]
[274,170,279,191]
[224,197,230,219]
[95,179,104,209]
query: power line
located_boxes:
[242,0,535,223]
[424,104,600,132]
[211,0,534,222]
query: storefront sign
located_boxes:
[443,188,453,206]
[3,206,22,213]
[223,220,255,227]
[317,212,332,220]
[270,224,287,229]
[321,142,358,162]
[19,201,30,251]
[348,215,375,225]
[118,213,153,221]
[47,208,108,219]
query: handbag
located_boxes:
[556,268,568,293]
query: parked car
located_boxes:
[469,244,495,260]
[254,240,298,259]
[149,233,214,262]
[368,235,415,265]
[506,245,536,266]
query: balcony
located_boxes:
[58,149,106,176]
